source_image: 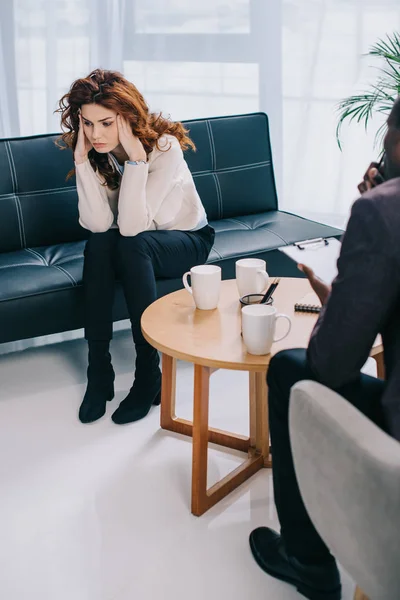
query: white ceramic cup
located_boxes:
[241,304,292,355]
[235,258,269,297]
[182,265,221,310]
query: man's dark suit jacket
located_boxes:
[308,177,400,441]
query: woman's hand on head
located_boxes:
[74,112,93,164]
[116,115,147,162]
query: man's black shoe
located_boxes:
[249,527,341,600]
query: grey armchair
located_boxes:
[289,380,400,600]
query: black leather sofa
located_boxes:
[0,113,342,344]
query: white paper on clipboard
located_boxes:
[279,237,341,284]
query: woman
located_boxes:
[57,69,214,425]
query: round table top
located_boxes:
[141,278,383,372]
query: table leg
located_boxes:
[160,355,250,452]
[249,371,271,467]
[160,354,177,430]
[191,364,264,516]
[191,364,211,515]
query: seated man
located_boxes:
[249,97,400,600]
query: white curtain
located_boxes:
[282,0,400,227]
[0,0,282,187]
[0,1,19,136]
[2,0,400,229]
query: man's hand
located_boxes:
[358,161,385,194]
[116,115,147,162]
[298,264,331,306]
[74,112,93,164]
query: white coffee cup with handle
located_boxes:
[241,304,292,355]
[235,258,269,297]
[182,265,221,310]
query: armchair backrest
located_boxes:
[289,380,400,600]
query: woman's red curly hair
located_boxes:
[56,68,195,189]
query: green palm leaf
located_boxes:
[336,32,400,149]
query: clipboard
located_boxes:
[278,237,341,284]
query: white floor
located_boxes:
[0,327,358,600]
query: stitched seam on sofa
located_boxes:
[5,145,25,248]
[224,216,288,240]
[186,113,265,126]
[277,209,344,233]
[210,246,223,260]
[208,245,285,263]
[17,186,77,197]
[212,173,223,219]
[193,162,270,177]
[4,143,23,248]
[52,264,77,286]
[12,197,24,248]
[255,225,288,244]
[55,254,84,266]
[0,193,18,201]
[225,217,252,230]
[25,248,48,266]
[0,284,82,303]
[205,120,217,171]
[15,197,27,247]
[4,142,17,193]
[192,160,271,177]
[0,187,76,200]
[231,218,289,243]
[0,262,38,269]
[215,162,269,175]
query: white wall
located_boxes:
[282,0,400,227]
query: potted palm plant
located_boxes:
[336,32,400,150]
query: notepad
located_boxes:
[279,237,341,285]
[294,292,321,314]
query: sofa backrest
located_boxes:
[0,112,277,253]
[0,133,86,253]
[184,113,278,221]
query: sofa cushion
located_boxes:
[0,210,343,343]
[0,242,85,303]
[0,211,342,304]
[208,211,342,263]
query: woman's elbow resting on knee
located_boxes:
[118,225,139,237]
[118,222,150,237]
[79,218,113,234]
[90,224,113,234]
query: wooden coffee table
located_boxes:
[141,278,383,516]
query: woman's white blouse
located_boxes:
[75,134,208,236]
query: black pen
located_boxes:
[261,278,280,304]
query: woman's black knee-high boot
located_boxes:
[79,340,115,423]
[111,343,161,425]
